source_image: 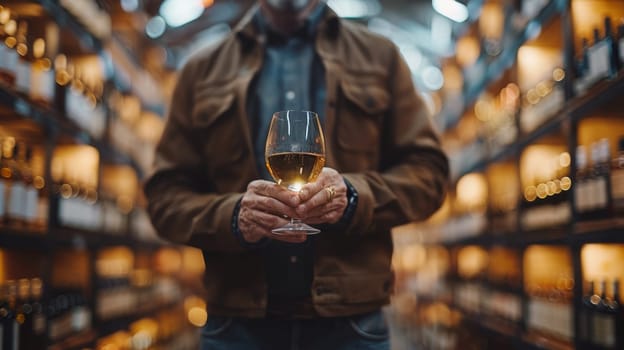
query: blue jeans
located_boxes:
[200,310,390,350]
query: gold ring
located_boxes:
[325,186,336,203]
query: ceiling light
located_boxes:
[421,66,444,91]
[120,0,139,12]
[146,16,167,39]
[327,0,381,18]
[432,0,468,23]
[160,0,205,28]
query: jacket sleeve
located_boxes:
[342,45,449,236]
[142,59,246,253]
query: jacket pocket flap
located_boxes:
[313,273,392,304]
[340,273,393,303]
[339,79,390,115]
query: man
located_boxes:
[144,0,449,349]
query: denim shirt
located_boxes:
[247,4,327,299]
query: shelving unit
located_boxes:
[0,1,201,349]
[392,0,624,349]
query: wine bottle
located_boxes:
[0,282,13,350]
[587,27,611,84]
[591,138,612,220]
[580,280,595,342]
[607,279,623,349]
[574,145,589,219]
[54,54,71,114]
[0,15,18,87]
[28,278,46,349]
[14,141,38,230]
[14,20,31,95]
[5,138,26,228]
[2,280,19,350]
[0,136,7,225]
[16,278,32,349]
[576,38,590,79]
[618,23,624,66]
[612,136,624,216]
[592,279,616,347]
[604,17,620,76]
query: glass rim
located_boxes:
[272,110,319,118]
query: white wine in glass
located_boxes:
[265,110,326,234]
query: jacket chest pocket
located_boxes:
[191,89,249,187]
[335,77,390,171]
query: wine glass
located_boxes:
[265,110,326,235]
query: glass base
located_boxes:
[272,221,320,235]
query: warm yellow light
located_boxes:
[52,145,100,188]
[401,244,427,272]
[536,183,548,199]
[0,7,9,25]
[135,111,165,143]
[55,54,67,70]
[182,247,206,275]
[523,245,572,288]
[520,144,567,188]
[73,55,104,91]
[553,68,565,82]
[559,152,571,168]
[535,81,552,97]
[479,2,504,39]
[4,19,16,36]
[96,247,134,277]
[102,165,138,204]
[188,307,208,327]
[487,162,519,211]
[154,248,182,274]
[560,176,571,191]
[184,295,206,311]
[546,181,556,196]
[33,38,45,59]
[517,46,563,91]
[456,36,480,67]
[456,172,488,212]
[457,246,488,279]
[524,185,537,202]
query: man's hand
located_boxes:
[296,167,348,225]
[238,180,307,244]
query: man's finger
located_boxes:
[251,181,300,207]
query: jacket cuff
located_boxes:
[340,174,374,235]
[337,177,358,228]
[231,197,269,249]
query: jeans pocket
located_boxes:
[347,310,389,341]
[202,316,233,337]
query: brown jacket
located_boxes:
[144,6,449,318]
